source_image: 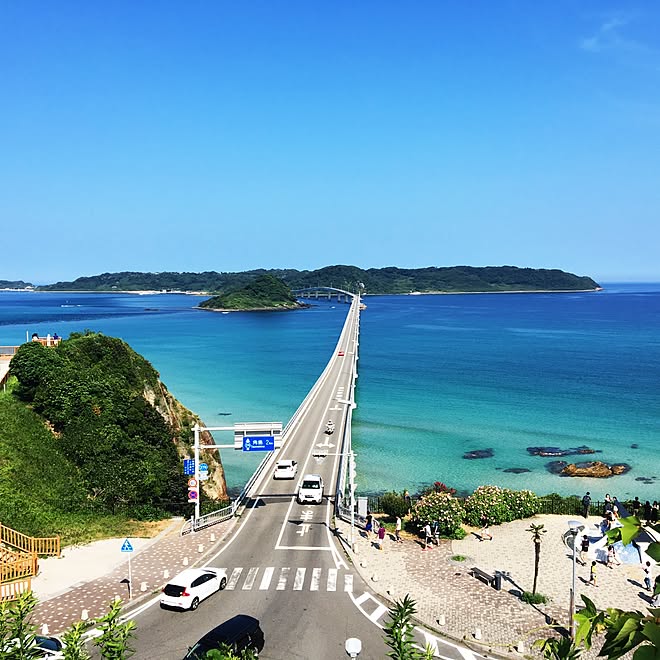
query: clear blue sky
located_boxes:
[1,1,659,283]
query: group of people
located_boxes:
[364,513,404,550]
[582,491,660,525]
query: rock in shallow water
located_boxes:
[503,468,531,474]
[559,461,631,478]
[463,448,494,460]
[527,445,597,457]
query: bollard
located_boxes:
[41,624,49,635]
[114,594,121,602]
[371,573,378,582]
[183,556,189,566]
[360,560,367,568]
[81,609,89,621]
[163,569,170,579]
[437,614,446,626]
[140,581,147,592]
[474,628,482,640]
[198,544,204,553]
[516,641,525,654]
[210,533,216,542]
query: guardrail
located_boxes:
[0,549,36,583]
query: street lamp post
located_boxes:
[567,520,582,639]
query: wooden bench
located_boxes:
[470,566,496,587]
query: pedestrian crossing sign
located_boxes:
[121,539,134,553]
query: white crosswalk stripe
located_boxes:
[277,567,290,590]
[310,567,322,591]
[344,574,353,592]
[242,567,259,590]
[259,567,274,590]
[293,567,306,590]
[215,567,354,593]
[226,567,242,590]
[327,568,337,591]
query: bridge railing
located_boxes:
[0,578,32,603]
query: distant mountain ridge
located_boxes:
[34,265,600,294]
[0,279,33,289]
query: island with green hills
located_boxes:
[199,274,306,311]
[33,264,600,295]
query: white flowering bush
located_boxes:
[463,485,539,526]
[411,491,465,537]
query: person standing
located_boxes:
[403,490,411,514]
[606,546,620,569]
[423,523,433,550]
[632,497,641,518]
[603,494,613,516]
[644,501,652,523]
[579,535,590,565]
[590,561,598,587]
[643,561,652,591]
[582,492,592,518]
[652,501,659,523]
[480,515,493,541]
[395,516,402,543]
[377,524,386,550]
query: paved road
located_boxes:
[129,298,482,659]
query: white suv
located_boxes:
[297,474,324,504]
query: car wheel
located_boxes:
[220,577,227,590]
[190,597,199,611]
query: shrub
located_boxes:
[411,491,464,537]
[380,491,409,518]
[419,481,457,497]
[521,591,548,605]
[463,485,538,526]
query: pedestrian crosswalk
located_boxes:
[214,566,354,593]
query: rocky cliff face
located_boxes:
[145,381,228,501]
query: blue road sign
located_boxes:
[242,435,275,452]
[121,539,134,553]
[199,462,209,472]
[183,459,195,475]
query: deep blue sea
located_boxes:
[1,284,658,500]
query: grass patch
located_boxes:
[521,591,548,605]
[451,554,467,562]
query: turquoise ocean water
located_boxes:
[1,284,658,499]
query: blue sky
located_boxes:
[1,1,659,283]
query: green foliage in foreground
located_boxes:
[199,274,300,310]
[0,592,135,659]
[463,485,538,526]
[383,595,434,660]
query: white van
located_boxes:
[297,474,324,504]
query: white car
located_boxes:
[160,567,227,611]
[297,474,324,504]
[273,459,298,479]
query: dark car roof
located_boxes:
[199,615,260,644]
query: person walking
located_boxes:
[403,490,411,514]
[606,545,621,569]
[582,491,592,518]
[589,561,598,587]
[365,513,373,538]
[377,524,386,550]
[643,561,652,591]
[480,516,493,541]
[579,535,590,565]
[395,516,402,543]
[431,519,440,546]
[423,523,433,550]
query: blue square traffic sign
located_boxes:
[183,459,195,475]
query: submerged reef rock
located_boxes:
[463,448,494,460]
[503,468,531,474]
[527,446,597,457]
[559,461,631,478]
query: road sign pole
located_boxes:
[128,552,132,600]
[193,424,200,524]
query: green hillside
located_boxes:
[34,265,600,294]
[0,332,226,543]
[199,274,304,310]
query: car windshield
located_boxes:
[163,583,186,597]
[302,481,319,489]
